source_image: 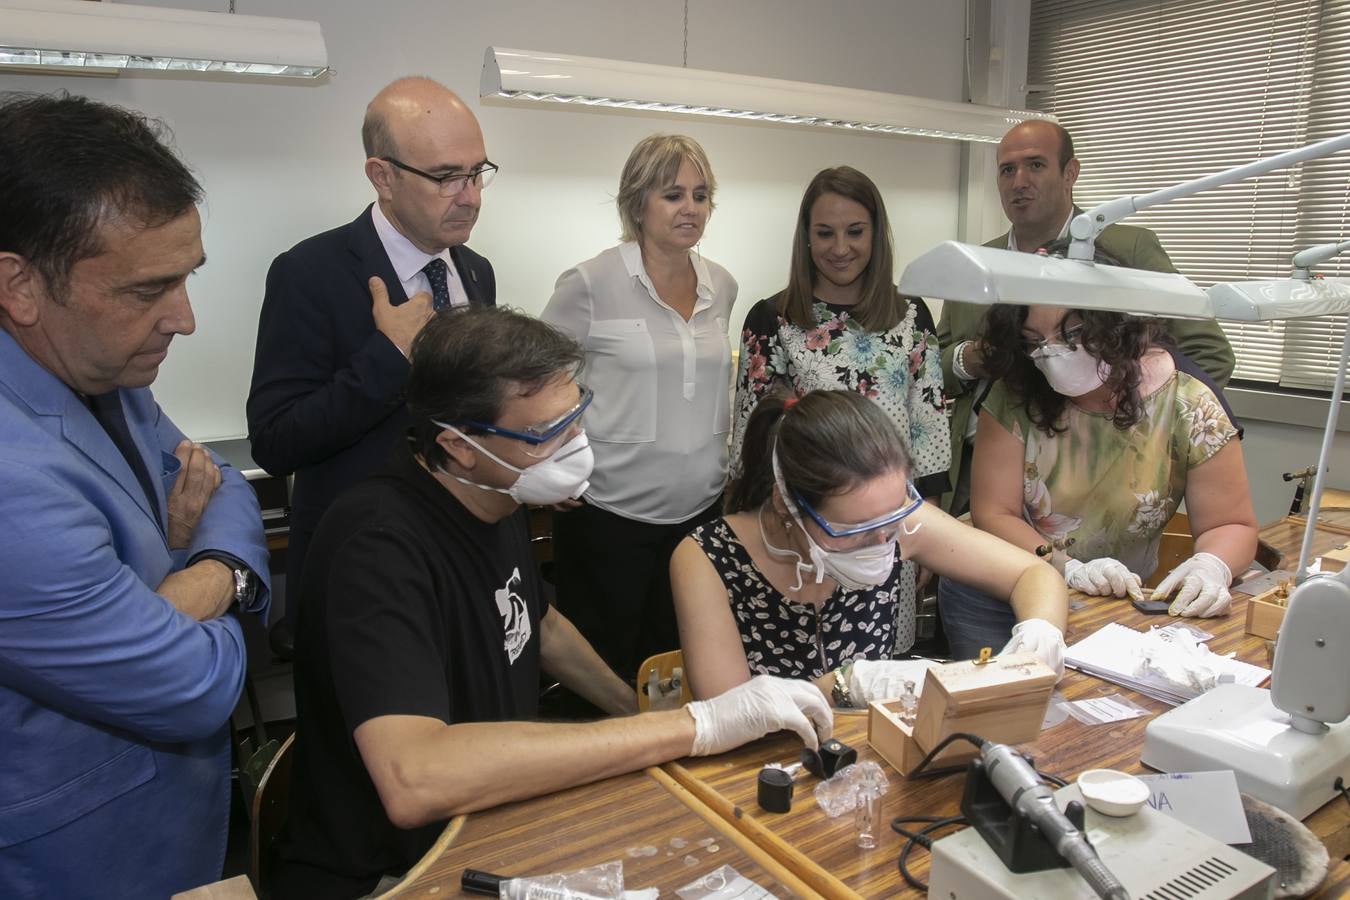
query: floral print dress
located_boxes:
[731,294,951,499]
[982,370,1238,577]
[688,518,913,678]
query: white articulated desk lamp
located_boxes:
[898,132,1350,819]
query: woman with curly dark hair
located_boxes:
[938,301,1258,658]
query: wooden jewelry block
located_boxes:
[912,652,1056,754]
[867,699,978,777]
[1244,580,1292,640]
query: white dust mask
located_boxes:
[436,425,593,505]
[804,531,897,591]
[1033,345,1109,397]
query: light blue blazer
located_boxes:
[0,330,270,899]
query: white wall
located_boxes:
[0,0,968,439]
[1240,419,1350,526]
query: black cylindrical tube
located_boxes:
[758,766,794,813]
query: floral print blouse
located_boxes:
[688,519,914,678]
[731,294,951,500]
[982,369,1238,578]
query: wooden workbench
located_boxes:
[390,518,1350,898]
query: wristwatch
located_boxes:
[196,552,258,610]
[228,565,258,608]
[831,666,855,709]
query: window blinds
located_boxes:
[1027,0,1350,390]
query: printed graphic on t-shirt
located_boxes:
[495,567,531,664]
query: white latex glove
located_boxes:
[847,658,939,704]
[1151,551,1232,617]
[1064,556,1144,601]
[686,674,833,756]
[999,618,1066,681]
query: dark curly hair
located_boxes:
[979,237,1168,433]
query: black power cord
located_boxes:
[892,814,968,891]
[889,731,1068,891]
[1336,776,1350,811]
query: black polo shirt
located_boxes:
[276,446,547,898]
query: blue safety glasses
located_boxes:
[792,479,923,547]
[455,384,593,458]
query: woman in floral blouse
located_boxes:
[731,167,950,622]
[941,302,1258,658]
[732,167,948,489]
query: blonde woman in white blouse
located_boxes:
[542,134,737,685]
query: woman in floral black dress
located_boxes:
[672,390,1068,705]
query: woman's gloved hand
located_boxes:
[846,658,940,704]
[1151,551,1232,617]
[1063,556,1144,601]
[999,618,1066,680]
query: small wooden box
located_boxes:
[1244,588,1289,640]
[913,652,1056,753]
[868,699,978,777]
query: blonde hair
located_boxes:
[616,134,716,243]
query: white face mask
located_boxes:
[807,531,898,592]
[1033,345,1110,397]
[436,426,594,506]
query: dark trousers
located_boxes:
[551,499,721,682]
[937,576,1017,659]
[949,439,975,519]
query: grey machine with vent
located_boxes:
[927,783,1276,899]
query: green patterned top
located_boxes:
[982,369,1237,577]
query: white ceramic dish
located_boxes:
[1077,768,1149,817]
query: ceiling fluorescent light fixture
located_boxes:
[480,47,1051,144]
[0,0,329,79]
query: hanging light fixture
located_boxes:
[0,0,329,79]
[479,47,1051,144]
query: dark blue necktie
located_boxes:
[89,391,161,522]
[423,257,452,311]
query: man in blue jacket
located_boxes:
[0,92,270,898]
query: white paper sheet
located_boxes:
[1064,622,1269,705]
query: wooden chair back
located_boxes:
[636,649,691,711]
[249,732,295,896]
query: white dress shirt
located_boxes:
[542,242,738,523]
[370,203,469,308]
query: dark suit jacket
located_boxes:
[246,205,495,620]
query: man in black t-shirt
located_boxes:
[276,307,833,898]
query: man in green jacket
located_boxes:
[937,120,1235,515]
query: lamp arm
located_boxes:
[1295,321,1350,582]
[1292,239,1350,280]
[1068,130,1350,263]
